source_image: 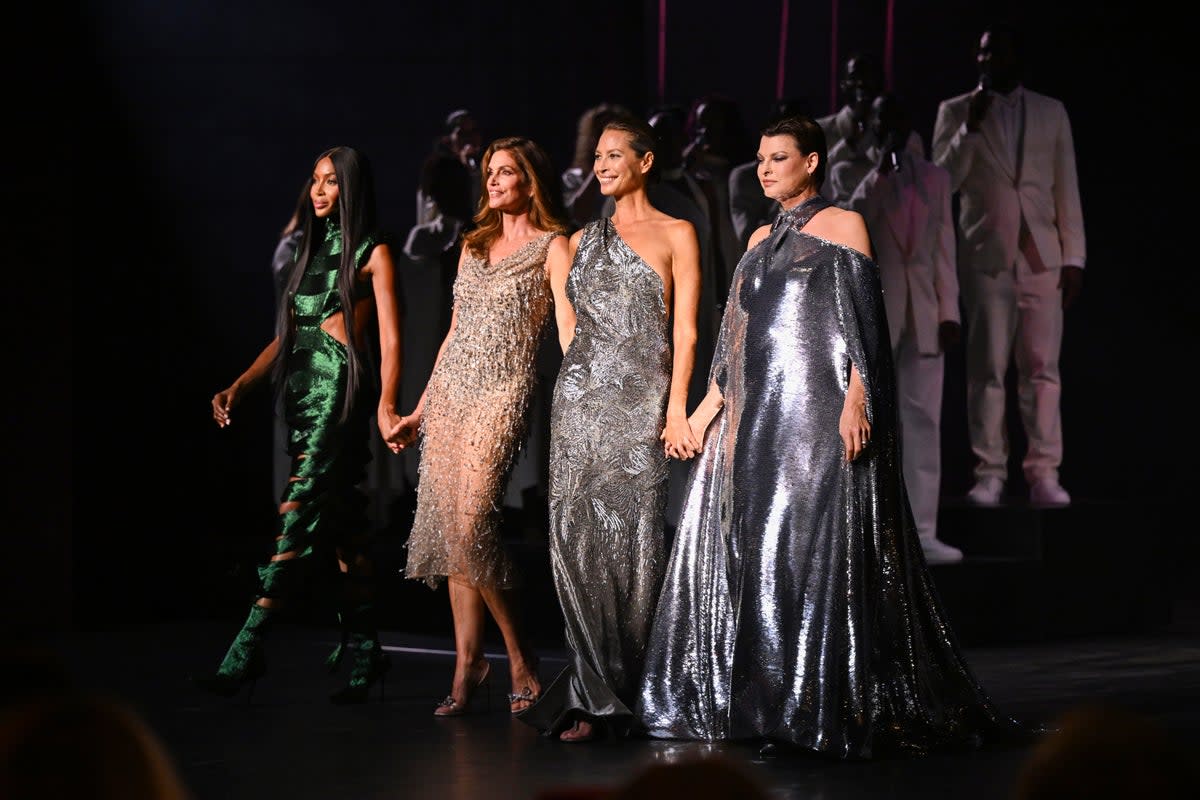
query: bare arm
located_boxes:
[212,337,280,428]
[550,231,580,354]
[386,248,466,452]
[686,382,724,443]
[661,220,702,460]
[364,243,405,444]
[839,364,871,463]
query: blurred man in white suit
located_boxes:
[932,22,1085,508]
[847,92,962,564]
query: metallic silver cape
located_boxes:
[635,195,1025,758]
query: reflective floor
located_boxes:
[23,608,1200,800]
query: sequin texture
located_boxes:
[403,232,560,589]
[635,196,1028,758]
[516,217,671,735]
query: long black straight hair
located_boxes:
[272,145,378,423]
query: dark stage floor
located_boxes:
[21,608,1200,800]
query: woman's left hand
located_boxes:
[839,396,872,463]
[661,415,701,461]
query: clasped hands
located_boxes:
[379,407,420,454]
[661,413,702,461]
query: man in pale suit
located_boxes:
[847,93,963,564]
[933,23,1085,507]
[819,52,924,206]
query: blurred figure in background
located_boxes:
[819,51,923,205]
[932,21,1085,508]
[682,93,752,311]
[847,92,962,564]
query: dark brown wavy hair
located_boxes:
[463,136,568,258]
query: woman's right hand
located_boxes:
[385,413,421,453]
[212,386,240,428]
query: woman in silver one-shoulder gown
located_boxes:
[518,115,702,742]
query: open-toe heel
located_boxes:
[507,656,541,714]
[434,661,492,717]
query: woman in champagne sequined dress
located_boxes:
[397,137,571,716]
[516,115,702,742]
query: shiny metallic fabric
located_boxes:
[518,218,671,736]
[636,196,1025,758]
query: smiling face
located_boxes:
[756,134,817,207]
[310,157,339,218]
[484,148,530,213]
[593,129,651,198]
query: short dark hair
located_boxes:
[760,115,828,189]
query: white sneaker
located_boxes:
[1029,478,1070,507]
[965,477,1004,506]
[921,537,964,565]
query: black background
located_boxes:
[13,1,1193,632]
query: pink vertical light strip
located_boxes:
[829,0,839,113]
[776,0,790,99]
[884,0,895,89]
[658,0,667,104]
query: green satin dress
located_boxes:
[264,218,379,598]
[194,217,390,702]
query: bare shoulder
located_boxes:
[362,241,395,275]
[746,222,773,250]
[814,206,872,257]
[546,232,571,263]
[661,215,698,243]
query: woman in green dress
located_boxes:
[192,145,407,704]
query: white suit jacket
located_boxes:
[932,86,1086,275]
[848,152,958,355]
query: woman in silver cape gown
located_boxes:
[635,115,1029,759]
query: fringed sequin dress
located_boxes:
[516,217,671,736]
[635,196,1029,759]
[403,232,560,589]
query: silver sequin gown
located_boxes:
[403,232,560,589]
[635,196,1027,758]
[517,217,671,735]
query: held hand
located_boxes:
[661,415,701,461]
[384,413,421,454]
[377,407,404,450]
[839,397,872,463]
[938,320,962,352]
[1059,266,1084,310]
[212,386,239,428]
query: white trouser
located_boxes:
[960,252,1063,485]
[893,313,945,543]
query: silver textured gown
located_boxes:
[517,217,671,735]
[636,196,1026,758]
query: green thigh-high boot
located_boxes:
[191,602,273,699]
[192,516,311,700]
[329,599,391,704]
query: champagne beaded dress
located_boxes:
[404,232,561,589]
